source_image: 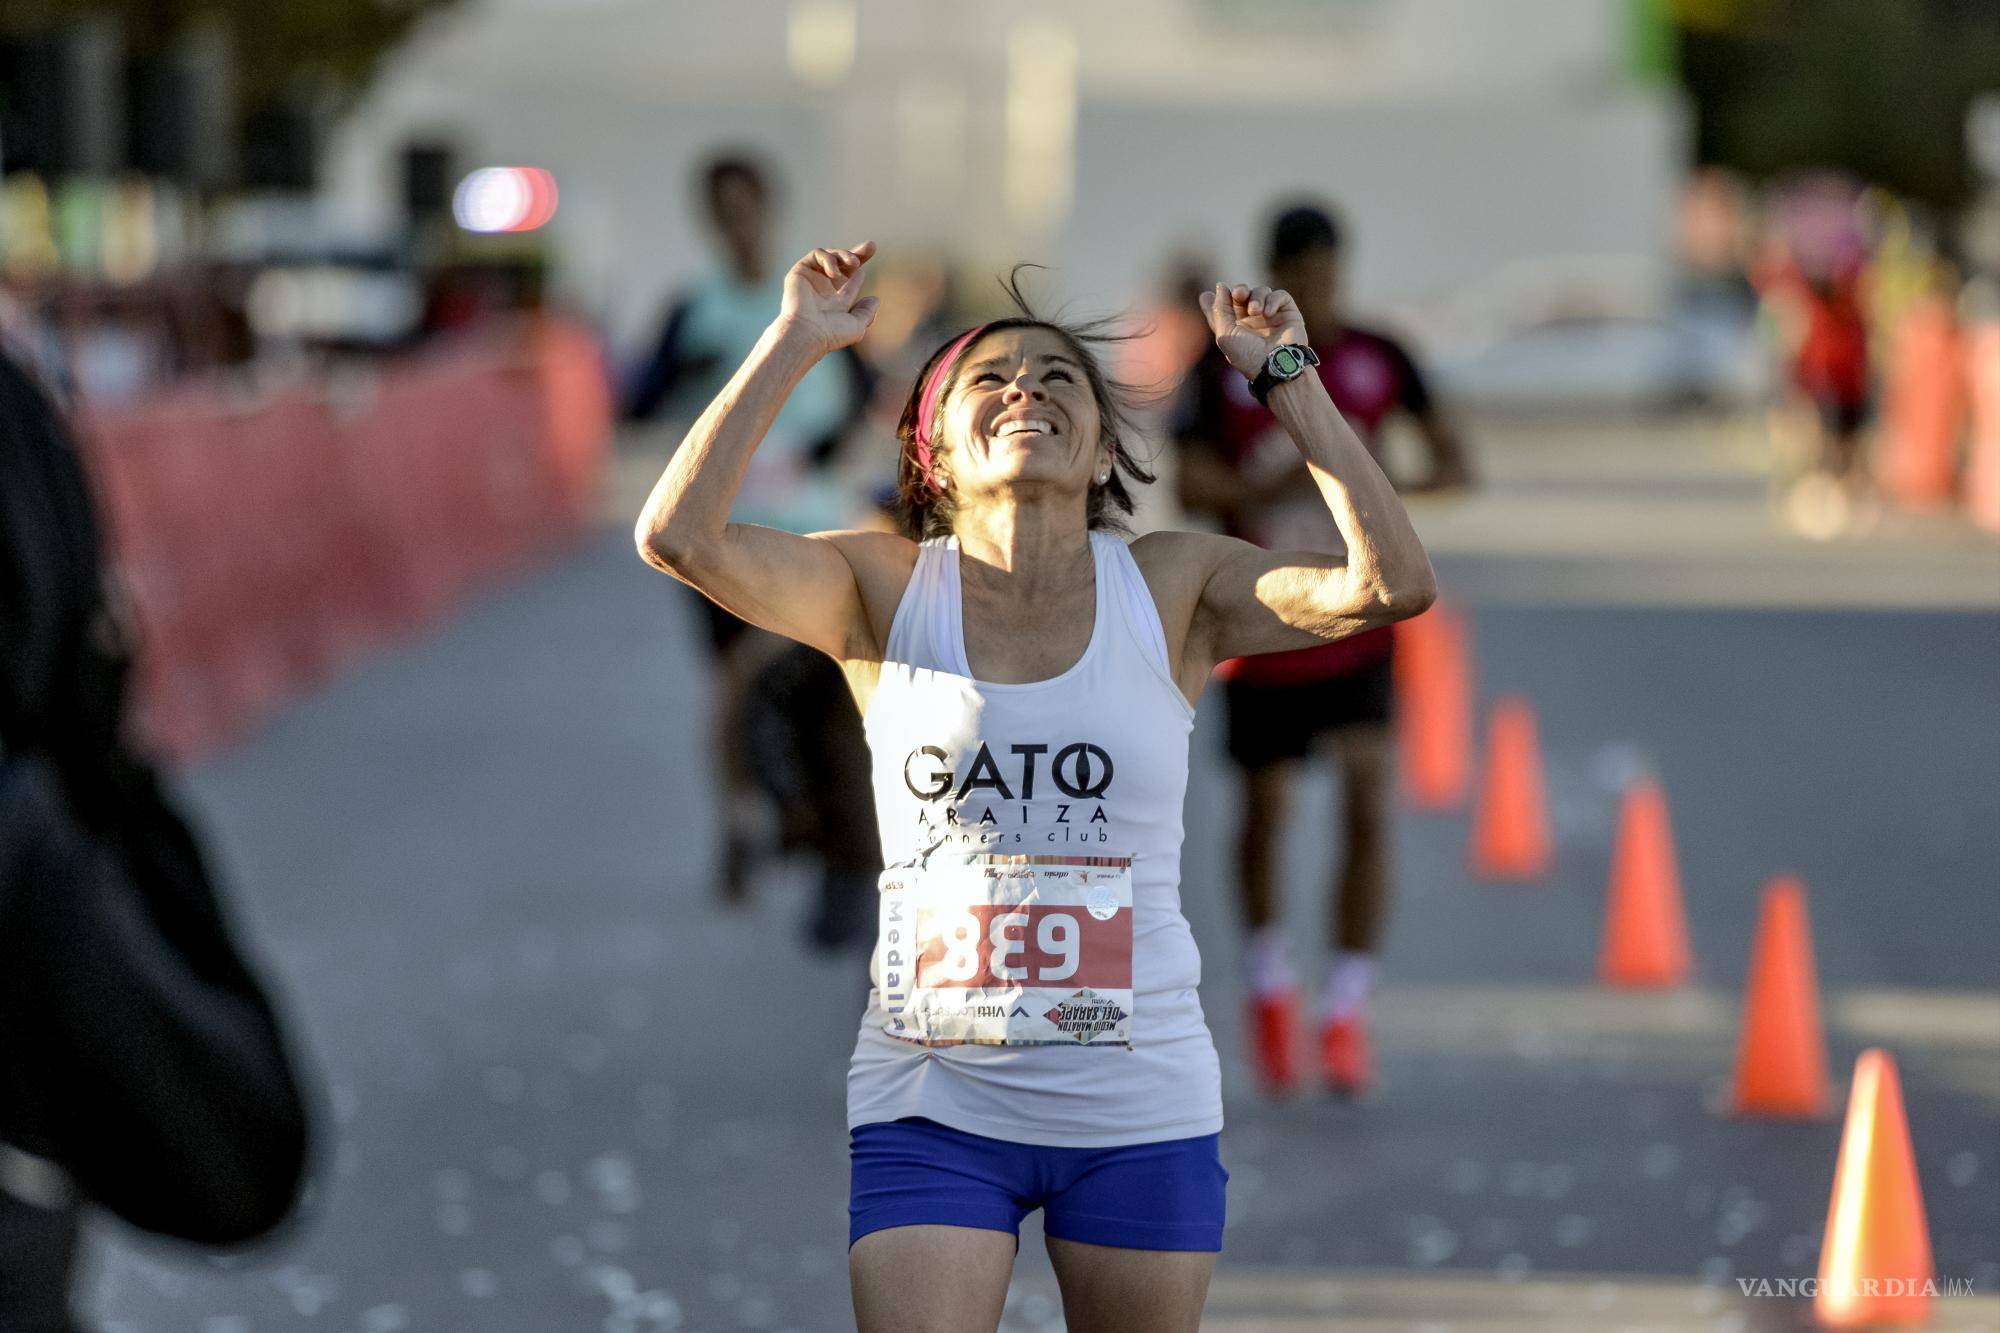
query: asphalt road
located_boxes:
[78,431,2000,1331]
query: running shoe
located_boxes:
[1250,992,1301,1095]
[1320,1013,1375,1097]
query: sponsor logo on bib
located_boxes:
[1043,989,1130,1044]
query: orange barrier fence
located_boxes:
[78,318,612,762]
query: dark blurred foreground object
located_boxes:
[0,349,311,1332]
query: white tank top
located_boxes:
[848,532,1224,1147]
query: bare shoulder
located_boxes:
[812,528,922,659]
[815,526,921,572]
[1128,527,1235,562]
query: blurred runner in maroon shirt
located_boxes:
[1173,201,1471,1097]
[1757,250,1873,534]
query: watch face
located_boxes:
[1271,346,1302,377]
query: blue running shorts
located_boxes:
[848,1117,1227,1251]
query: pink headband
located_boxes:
[913,324,989,492]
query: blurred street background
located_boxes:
[3,1,1998,1330]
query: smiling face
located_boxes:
[932,326,1107,506]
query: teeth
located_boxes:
[998,421,1052,436]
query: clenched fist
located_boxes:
[1199,283,1308,380]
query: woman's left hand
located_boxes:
[1199,283,1308,380]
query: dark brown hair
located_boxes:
[891,267,1157,540]
[698,153,772,216]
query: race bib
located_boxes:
[876,855,1134,1047]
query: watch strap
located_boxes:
[1249,343,1318,407]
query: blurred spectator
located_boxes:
[1173,200,1471,1098]
[1122,249,1217,400]
[625,153,870,490]
[1675,167,1759,324]
[1756,176,1876,535]
[1862,191,1939,360]
[853,252,955,432]
[0,348,313,1332]
[624,152,880,948]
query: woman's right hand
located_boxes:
[776,241,880,357]
[1200,282,1308,380]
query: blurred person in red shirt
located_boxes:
[0,349,312,1331]
[1173,201,1471,1097]
[1764,261,1871,506]
[1756,178,1877,535]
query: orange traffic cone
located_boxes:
[1468,696,1550,880]
[1731,875,1830,1117]
[1395,600,1473,809]
[1598,779,1691,987]
[1816,1049,1935,1328]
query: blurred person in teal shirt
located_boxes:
[625,154,880,944]
[627,155,868,534]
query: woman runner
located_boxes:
[635,240,1436,1332]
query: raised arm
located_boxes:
[633,241,907,661]
[1150,283,1436,682]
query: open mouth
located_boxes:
[992,418,1059,440]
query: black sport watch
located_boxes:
[1249,343,1320,406]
